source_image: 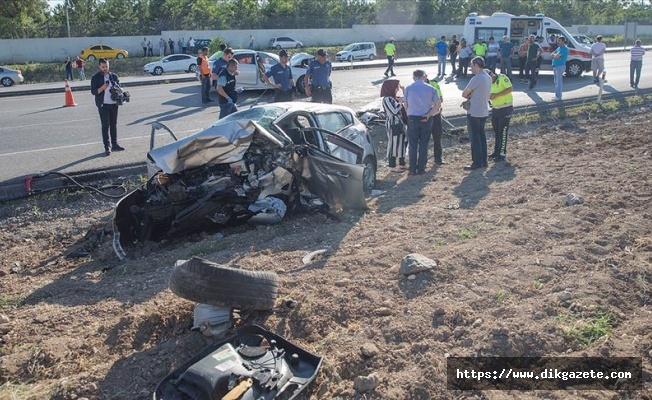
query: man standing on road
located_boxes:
[75,56,85,80]
[159,38,166,57]
[217,59,239,118]
[630,39,646,89]
[485,37,499,73]
[525,35,541,90]
[436,36,448,77]
[188,37,196,55]
[473,37,487,61]
[487,70,513,162]
[517,38,529,83]
[499,35,514,79]
[90,58,125,156]
[403,69,441,176]
[141,37,147,57]
[305,48,333,104]
[249,35,255,50]
[168,38,175,54]
[147,40,153,57]
[263,49,295,102]
[179,38,185,54]
[461,57,491,170]
[449,35,460,78]
[591,35,607,84]
[551,36,568,101]
[384,38,397,77]
[212,48,234,89]
[197,47,212,104]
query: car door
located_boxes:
[166,55,185,72]
[279,37,292,48]
[101,45,113,58]
[89,45,102,57]
[313,111,366,164]
[233,52,258,86]
[350,45,361,60]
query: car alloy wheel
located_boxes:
[116,53,125,59]
[1,77,14,87]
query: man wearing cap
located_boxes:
[436,36,448,77]
[263,49,295,102]
[305,49,333,104]
[487,69,513,162]
[591,35,606,83]
[384,38,397,77]
[403,69,441,176]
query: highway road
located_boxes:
[0,51,648,185]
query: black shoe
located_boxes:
[417,170,425,175]
[435,159,446,165]
[112,144,125,151]
[408,170,417,176]
[398,158,406,166]
[463,164,482,171]
[105,149,111,156]
[494,156,506,162]
[390,73,396,77]
[384,73,389,77]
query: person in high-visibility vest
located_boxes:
[473,38,487,61]
[425,74,445,165]
[196,47,212,104]
[487,70,513,162]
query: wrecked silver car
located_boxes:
[113,103,376,257]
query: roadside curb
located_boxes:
[0,163,147,203]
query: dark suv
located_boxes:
[192,39,211,53]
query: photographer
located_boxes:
[90,58,125,156]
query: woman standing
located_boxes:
[64,56,73,81]
[380,79,407,168]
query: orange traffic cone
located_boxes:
[64,79,77,107]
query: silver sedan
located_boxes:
[0,66,24,87]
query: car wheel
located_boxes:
[362,156,377,194]
[86,55,96,61]
[368,54,375,61]
[153,66,163,75]
[295,44,302,48]
[1,77,14,87]
[275,44,282,50]
[188,63,197,73]
[565,60,583,77]
[116,53,125,59]
[169,256,279,310]
[296,75,306,94]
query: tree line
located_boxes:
[2,0,651,39]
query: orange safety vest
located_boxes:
[198,54,210,75]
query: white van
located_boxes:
[463,12,592,77]
[336,42,377,62]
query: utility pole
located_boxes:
[65,0,71,38]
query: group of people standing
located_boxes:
[141,37,196,57]
[381,55,515,175]
[64,56,86,81]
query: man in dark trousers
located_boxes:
[487,70,513,162]
[90,58,125,156]
[262,49,295,102]
[217,59,240,118]
[304,49,333,103]
[525,34,541,90]
[196,47,212,104]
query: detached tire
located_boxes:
[169,256,278,310]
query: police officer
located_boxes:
[217,59,239,119]
[425,73,445,165]
[487,69,513,162]
[212,47,234,89]
[304,48,333,104]
[197,47,212,104]
[384,37,397,77]
[262,49,295,102]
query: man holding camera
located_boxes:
[90,58,125,156]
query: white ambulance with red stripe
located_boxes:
[463,12,592,77]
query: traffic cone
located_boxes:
[64,79,77,107]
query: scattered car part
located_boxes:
[301,249,328,265]
[154,324,323,400]
[169,257,279,311]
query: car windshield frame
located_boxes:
[209,106,287,131]
[343,44,357,51]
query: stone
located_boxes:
[534,312,545,320]
[361,343,379,357]
[559,291,572,302]
[564,193,584,206]
[374,307,392,316]
[0,315,9,324]
[407,275,416,280]
[353,372,379,393]
[472,318,483,328]
[453,326,466,339]
[400,253,437,275]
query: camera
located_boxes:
[110,83,131,105]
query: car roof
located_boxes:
[253,101,354,115]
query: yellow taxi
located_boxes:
[80,45,129,61]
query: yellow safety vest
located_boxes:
[473,43,487,56]
[491,74,513,108]
[385,43,396,56]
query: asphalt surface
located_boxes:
[0,49,648,201]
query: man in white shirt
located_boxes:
[591,35,607,83]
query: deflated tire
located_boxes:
[169,256,279,310]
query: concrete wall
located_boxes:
[2,24,650,63]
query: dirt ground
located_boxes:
[0,106,651,400]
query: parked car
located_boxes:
[209,49,310,93]
[573,34,594,45]
[269,37,303,49]
[0,66,24,87]
[80,44,128,61]
[144,54,198,75]
[192,39,212,54]
[112,102,377,254]
[336,42,377,62]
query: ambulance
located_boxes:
[463,12,592,77]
